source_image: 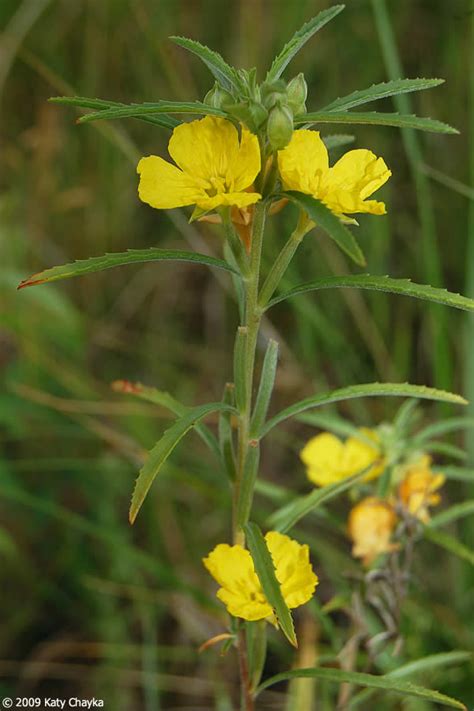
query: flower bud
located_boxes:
[267,102,294,150]
[286,73,308,115]
[261,79,287,110]
[204,83,234,110]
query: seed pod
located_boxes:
[286,73,308,115]
[267,102,294,150]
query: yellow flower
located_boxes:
[278,130,391,220]
[137,116,262,211]
[203,531,318,622]
[300,428,384,487]
[398,455,445,523]
[348,497,399,566]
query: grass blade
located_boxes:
[129,402,236,523]
[18,248,238,289]
[265,274,474,312]
[423,527,474,566]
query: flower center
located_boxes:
[206,175,234,197]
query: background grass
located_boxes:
[1,0,473,708]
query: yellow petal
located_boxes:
[228,126,261,192]
[300,432,345,486]
[322,149,391,216]
[196,190,261,211]
[137,155,201,209]
[278,130,329,195]
[348,497,398,566]
[342,428,383,480]
[203,543,271,621]
[265,531,318,609]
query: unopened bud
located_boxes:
[286,73,308,115]
[261,79,287,110]
[267,102,294,150]
[204,83,234,110]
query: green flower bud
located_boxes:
[286,73,308,115]
[261,79,287,110]
[267,102,294,150]
[204,82,234,110]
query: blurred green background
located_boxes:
[1,0,473,708]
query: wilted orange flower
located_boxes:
[348,496,398,566]
[398,455,445,523]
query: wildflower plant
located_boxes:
[19,5,473,709]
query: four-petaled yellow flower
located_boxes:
[300,428,384,487]
[278,130,391,220]
[348,496,399,566]
[137,116,261,211]
[398,455,445,523]
[203,531,318,622]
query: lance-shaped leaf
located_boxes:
[244,522,297,647]
[266,5,345,81]
[411,417,474,445]
[18,248,238,289]
[49,96,180,130]
[129,402,237,524]
[265,274,474,312]
[260,383,467,437]
[268,470,367,534]
[112,380,220,460]
[250,339,279,437]
[170,36,242,93]
[319,78,444,113]
[283,192,366,267]
[256,667,467,709]
[295,110,458,134]
[322,134,355,150]
[428,501,474,529]
[76,100,228,124]
[349,651,472,709]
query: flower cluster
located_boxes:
[300,428,445,567]
[137,116,390,229]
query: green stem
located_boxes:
[258,215,309,309]
[233,200,267,545]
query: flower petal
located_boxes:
[228,127,261,192]
[278,130,329,195]
[322,149,391,216]
[300,432,345,486]
[168,116,240,184]
[137,155,202,209]
[265,532,318,609]
[197,191,261,211]
[203,543,271,621]
[342,428,384,481]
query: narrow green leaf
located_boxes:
[244,522,297,647]
[256,667,467,709]
[218,383,237,481]
[76,100,228,124]
[428,501,474,529]
[283,192,366,266]
[236,443,260,528]
[129,402,237,523]
[439,466,474,482]
[170,36,242,93]
[233,327,248,414]
[246,620,267,692]
[412,417,474,445]
[297,412,375,443]
[320,78,444,113]
[261,383,467,437]
[266,274,474,312]
[296,110,458,134]
[49,95,180,130]
[250,339,279,437]
[349,651,471,709]
[266,5,345,81]
[267,470,367,534]
[423,527,474,566]
[112,380,220,460]
[18,248,238,289]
